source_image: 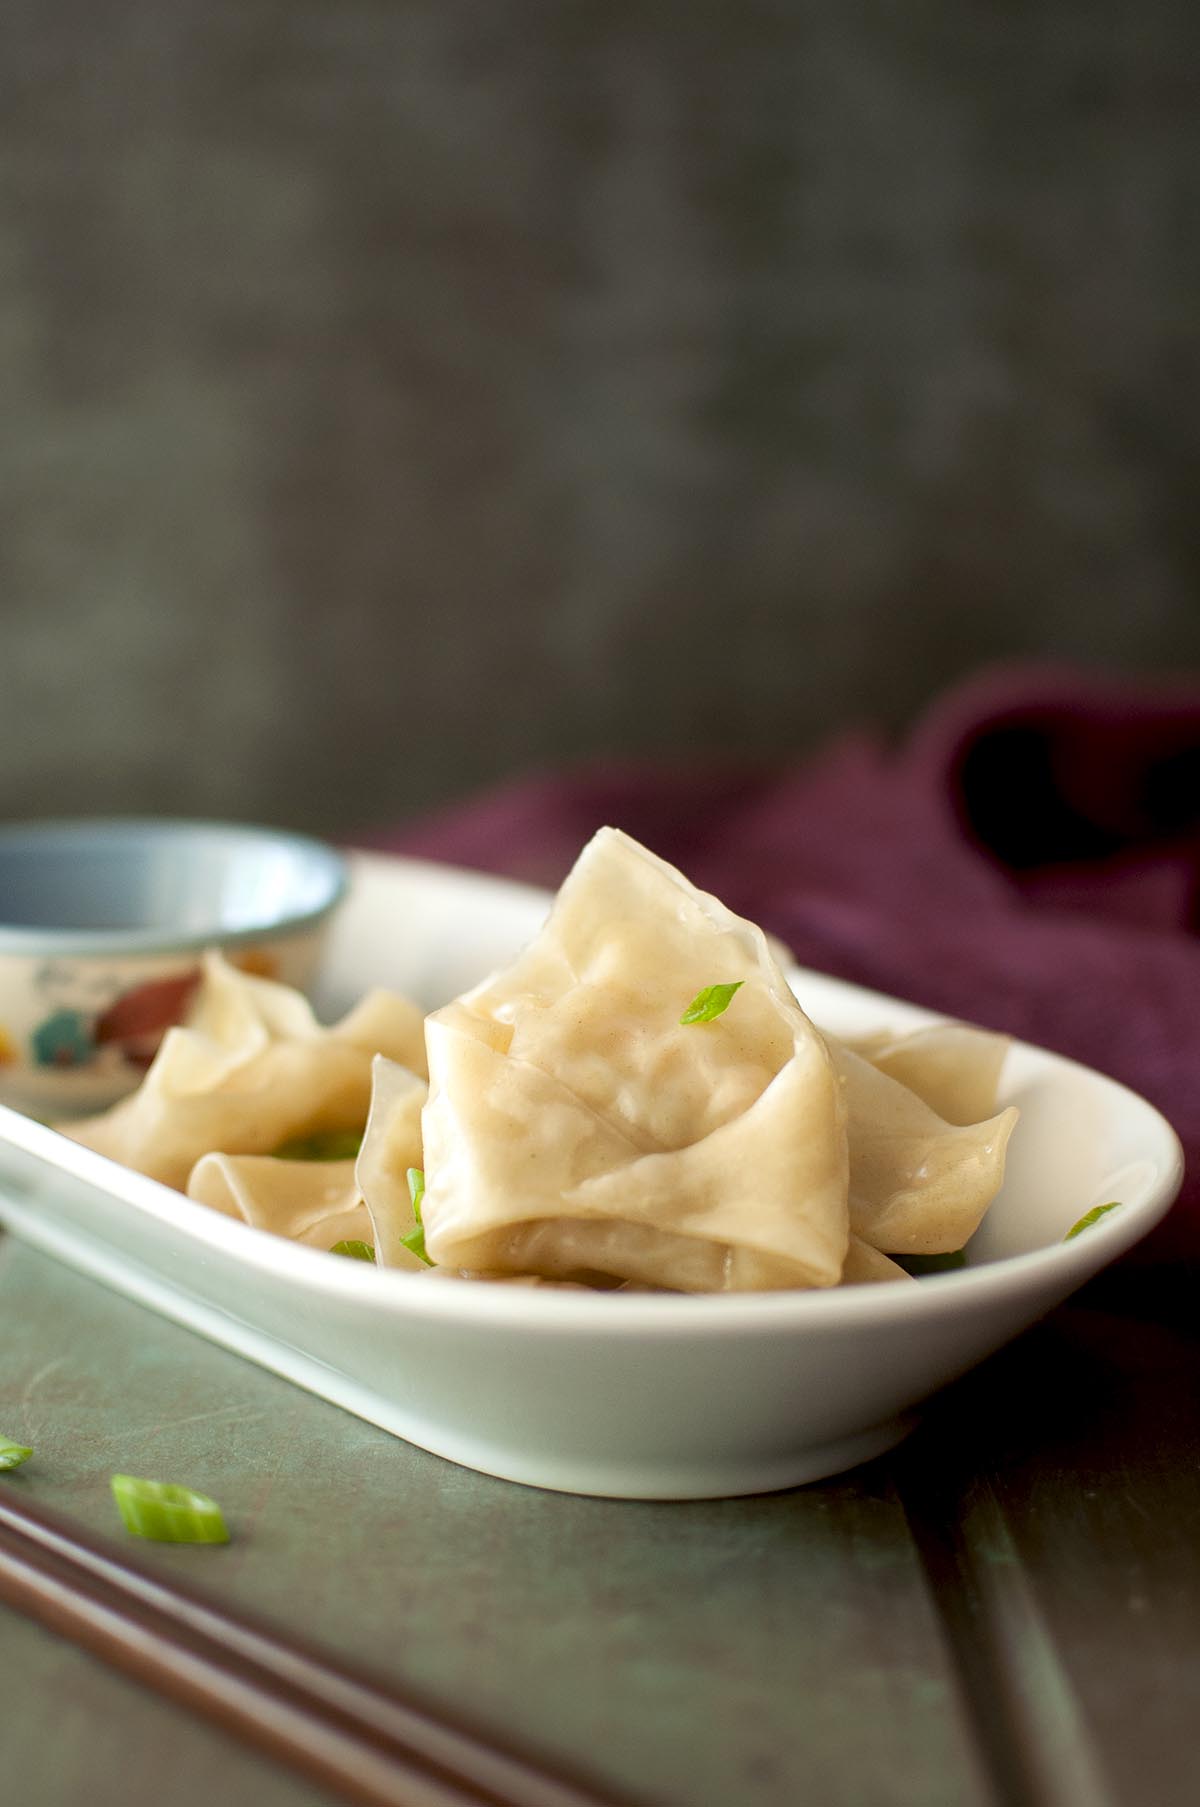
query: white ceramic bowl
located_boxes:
[0,851,1183,1498]
[0,818,347,1114]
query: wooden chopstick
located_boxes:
[0,1489,637,1807]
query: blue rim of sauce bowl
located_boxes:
[0,819,349,957]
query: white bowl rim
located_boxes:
[0,816,348,956]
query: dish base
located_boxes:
[412,1415,918,1500]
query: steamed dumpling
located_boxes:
[62,951,426,1191]
[413,828,851,1291]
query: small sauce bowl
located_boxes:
[0,818,347,1114]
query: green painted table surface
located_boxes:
[2,1232,1198,1807]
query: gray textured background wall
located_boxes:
[2,2,1196,836]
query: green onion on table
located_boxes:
[110,1475,230,1544]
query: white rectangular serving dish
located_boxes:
[0,852,1183,1499]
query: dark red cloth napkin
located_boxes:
[369,666,1200,1259]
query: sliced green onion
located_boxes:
[1064,1202,1122,1241]
[110,1474,230,1544]
[270,1128,363,1162]
[894,1250,967,1277]
[330,1239,375,1262]
[0,1436,33,1471]
[680,981,744,1025]
[401,1167,434,1266]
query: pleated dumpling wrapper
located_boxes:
[413,827,851,1291]
[187,1154,371,1251]
[354,1055,430,1268]
[62,951,427,1192]
[825,1033,1018,1257]
[846,1025,1011,1129]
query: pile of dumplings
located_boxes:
[63,829,1017,1291]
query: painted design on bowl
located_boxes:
[27,950,279,1078]
[94,969,203,1070]
[31,1008,95,1069]
[29,963,204,1076]
[230,948,280,981]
